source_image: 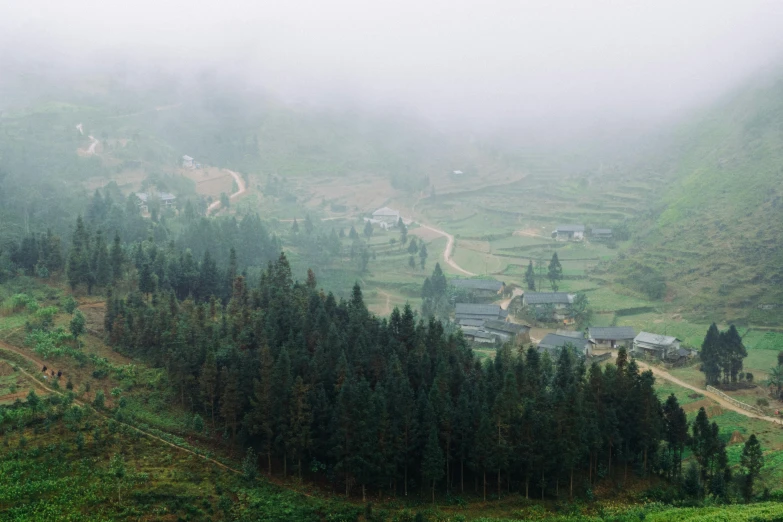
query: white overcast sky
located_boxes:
[2,0,783,130]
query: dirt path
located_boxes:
[377,290,392,316]
[497,287,524,310]
[415,223,475,276]
[207,169,247,215]
[77,135,99,156]
[0,341,244,475]
[635,360,783,426]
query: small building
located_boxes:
[588,326,636,349]
[456,318,485,335]
[455,303,508,323]
[523,292,574,320]
[553,225,585,241]
[182,155,194,168]
[135,192,176,213]
[464,330,495,344]
[537,333,593,358]
[592,228,613,240]
[482,320,531,344]
[632,332,681,360]
[372,207,401,226]
[450,278,505,297]
[363,217,394,230]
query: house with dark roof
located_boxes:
[553,225,585,241]
[455,303,508,322]
[632,332,681,360]
[482,320,531,344]
[450,278,505,297]
[465,330,495,344]
[588,326,636,349]
[522,292,574,320]
[591,228,613,240]
[537,333,593,357]
[135,192,176,213]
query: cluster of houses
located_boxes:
[449,281,695,363]
[454,303,531,346]
[536,326,694,362]
[552,224,613,242]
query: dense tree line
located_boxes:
[699,323,748,386]
[100,253,693,501]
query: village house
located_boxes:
[182,155,194,168]
[455,303,508,323]
[482,320,531,344]
[522,292,574,320]
[537,333,593,358]
[371,207,401,226]
[464,330,495,344]
[450,278,505,298]
[591,228,613,240]
[588,326,636,349]
[632,332,681,360]
[135,192,176,213]
[553,224,585,241]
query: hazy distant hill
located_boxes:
[621,71,783,323]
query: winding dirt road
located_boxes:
[635,360,783,426]
[415,223,475,276]
[207,169,247,214]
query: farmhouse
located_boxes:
[632,332,681,360]
[588,326,636,349]
[182,155,194,168]
[450,278,505,298]
[482,320,531,344]
[523,292,574,320]
[371,207,401,226]
[553,224,585,241]
[592,228,613,240]
[135,192,176,213]
[455,303,508,323]
[537,333,593,358]
[464,330,495,344]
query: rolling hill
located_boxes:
[620,69,783,323]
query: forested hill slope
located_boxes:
[622,71,783,322]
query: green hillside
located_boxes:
[621,72,783,323]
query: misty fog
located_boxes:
[2,0,783,136]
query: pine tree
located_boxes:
[93,230,111,287]
[525,260,536,291]
[547,252,563,291]
[700,323,721,385]
[110,232,124,283]
[422,426,445,503]
[662,394,688,478]
[723,325,747,383]
[219,366,242,444]
[200,352,218,428]
[289,376,313,479]
[740,434,764,501]
[246,344,275,474]
[363,220,373,239]
[419,243,428,269]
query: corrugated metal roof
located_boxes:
[524,292,573,305]
[589,327,636,340]
[450,279,504,291]
[634,332,678,346]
